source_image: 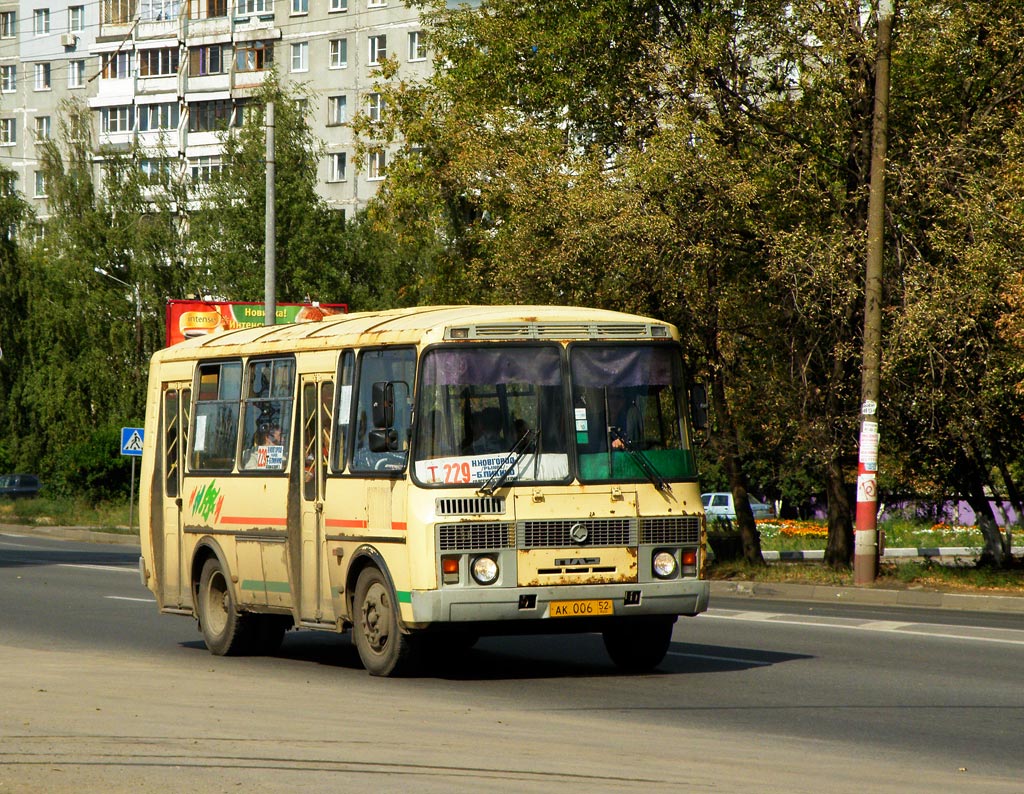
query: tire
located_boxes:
[602,616,676,673]
[352,566,417,676]
[197,557,253,656]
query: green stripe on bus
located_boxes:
[397,590,411,604]
[240,579,291,594]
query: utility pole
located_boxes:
[855,0,894,584]
[264,100,276,327]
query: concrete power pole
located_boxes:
[264,100,276,327]
[855,1,894,584]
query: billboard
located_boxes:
[166,300,349,347]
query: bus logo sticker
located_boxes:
[569,523,589,544]
[189,481,225,524]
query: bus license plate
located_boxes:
[549,599,614,618]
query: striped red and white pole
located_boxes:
[854,405,879,583]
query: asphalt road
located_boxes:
[2,529,1023,793]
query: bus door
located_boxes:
[299,375,335,624]
[160,382,191,607]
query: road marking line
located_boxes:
[57,564,135,573]
[703,609,1024,647]
[105,596,154,603]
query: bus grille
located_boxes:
[518,518,637,549]
[435,496,506,516]
[640,516,701,545]
[438,522,515,551]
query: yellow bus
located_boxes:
[139,305,710,675]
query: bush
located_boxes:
[51,426,137,503]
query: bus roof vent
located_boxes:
[445,322,660,341]
[436,496,506,516]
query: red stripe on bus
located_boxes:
[325,518,369,529]
[391,522,407,531]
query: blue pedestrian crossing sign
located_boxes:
[121,427,145,457]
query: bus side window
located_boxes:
[240,357,295,473]
[334,350,353,472]
[351,347,415,473]
[191,362,242,471]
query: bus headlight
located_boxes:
[471,555,499,585]
[652,550,678,579]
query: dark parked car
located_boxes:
[0,473,42,498]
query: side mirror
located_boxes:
[372,381,394,429]
[369,428,399,452]
[690,382,708,431]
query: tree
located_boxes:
[188,73,361,306]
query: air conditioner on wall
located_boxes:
[60,33,77,48]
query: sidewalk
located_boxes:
[0,524,139,545]
[711,579,1024,614]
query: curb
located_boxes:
[1,524,140,546]
[710,580,1024,614]
[764,546,1024,562]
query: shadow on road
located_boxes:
[177,630,811,681]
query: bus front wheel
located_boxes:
[352,566,417,676]
[197,557,252,656]
[602,616,675,673]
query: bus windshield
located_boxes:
[413,342,697,487]
[413,345,569,486]
[570,344,697,482]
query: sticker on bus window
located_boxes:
[337,385,352,426]
[194,415,208,451]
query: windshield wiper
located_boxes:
[478,429,535,496]
[609,427,671,494]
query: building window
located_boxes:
[139,102,179,131]
[328,0,346,11]
[368,149,386,181]
[34,63,51,90]
[329,38,347,69]
[0,118,15,145]
[190,155,222,182]
[367,0,385,7]
[101,105,134,133]
[34,116,51,140]
[408,30,426,62]
[367,92,384,123]
[102,51,133,79]
[291,0,306,13]
[189,99,232,132]
[141,0,181,20]
[140,157,171,183]
[329,152,346,182]
[33,8,50,34]
[190,0,226,18]
[68,59,85,87]
[68,5,84,30]
[103,0,135,25]
[0,11,14,38]
[190,44,225,75]
[1,66,15,93]
[237,0,270,15]
[35,171,47,197]
[236,40,272,72]
[139,47,179,76]
[290,41,307,72]
[368,34,386,66]
[327,95,346,126]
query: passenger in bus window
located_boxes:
[243,424,284,470]
[469,407,505,454]
[609,392,644,450]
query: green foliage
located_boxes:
[51,426,138,502]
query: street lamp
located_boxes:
[93,266,142,366]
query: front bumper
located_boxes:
[407,578,709,627]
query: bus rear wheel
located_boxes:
[602,616,676,673]
[352,567,417,676]
[197,557,252,656]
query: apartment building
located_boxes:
[0,0,442,216]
